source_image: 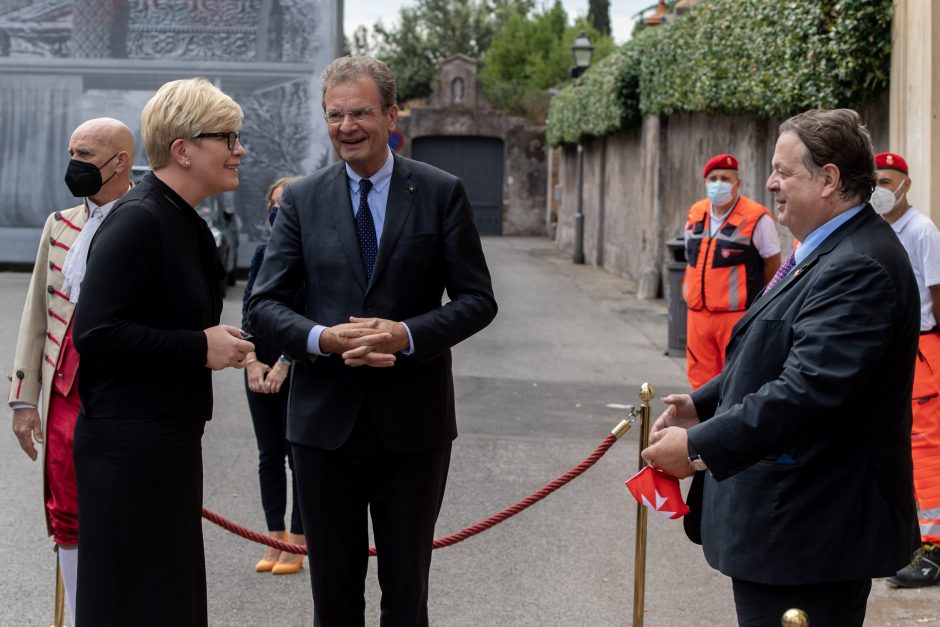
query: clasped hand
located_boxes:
[640,393,701,479]
[320,316,409,368]
[247,359,289,394]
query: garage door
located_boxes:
[411,136,503,236]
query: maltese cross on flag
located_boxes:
[625,466,690,519]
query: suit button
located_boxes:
[54,211,62,221]
[49,261,55,270]
[15,369,24,379]
[47,285,55,294]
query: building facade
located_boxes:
[0,0,341,262]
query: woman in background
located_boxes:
[242,175,306,574]
[73,78,253,626]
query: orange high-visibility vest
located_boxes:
[683,196,772,312]
[912,333,940,530]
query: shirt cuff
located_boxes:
[400,322,414,356]
[308,325,329,356]
[10,401,37,410]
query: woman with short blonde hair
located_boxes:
[142,77,244,169]
[73,77,253,626]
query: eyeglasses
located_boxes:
[193,131,241,151]
[324,107,377,126]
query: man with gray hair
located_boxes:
[643,109,919,625]
[249,56,497,625]
[9,117,134,625]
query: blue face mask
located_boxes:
[268,204,279,226]
[706,181,734,207]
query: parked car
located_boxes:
[130,166,238,293]
[215,201,239,288]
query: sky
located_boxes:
[344,0,655,45]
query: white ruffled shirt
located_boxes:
[61,198,119,304]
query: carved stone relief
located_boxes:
[0,0,336,257]
[127,0,261,60]
[236,79,327,240]
[0,0,71,57]
[279,0,320,62]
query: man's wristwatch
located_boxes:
[687,439,708,472]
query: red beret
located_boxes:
[874,152,908,175]
[703,153,738,178]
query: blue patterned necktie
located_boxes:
[763,250,796,295]
[355,179,378,282]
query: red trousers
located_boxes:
[912,332,940,543]
[44,324,81,546]
[686,308,744,391]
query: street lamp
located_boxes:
[570,31,592,264]
[570,31,594,79]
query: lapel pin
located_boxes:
[408,185,416,193]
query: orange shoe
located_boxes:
[255,531,286,572]
[271,533,306,575]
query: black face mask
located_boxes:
[64,152,118,198]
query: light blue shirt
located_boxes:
[793,203,865,266]
[345,149,394,243]
[307,150,414,356]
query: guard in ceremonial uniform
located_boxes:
[872,152,940,588]
[8,118,135,624]
[683,153,781,390]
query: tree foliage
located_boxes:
[547,0,893,145]
[479,1,615,121]
[359,0,533,102]
[587,0,611,36]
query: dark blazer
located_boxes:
[688,205,919,585]
[73,172,223,420]
[247,154,497,452]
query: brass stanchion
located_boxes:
[52,547,65,627]
[781,608,808,626]
[632,383,654,626]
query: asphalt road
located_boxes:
[1,236,937,626]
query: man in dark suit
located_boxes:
[247,56,497,626]
[642,108,920,626]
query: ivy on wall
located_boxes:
[545,27,654,146]
[546,0,892,146]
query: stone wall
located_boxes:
[504,121,547,235]
[0,0,338,264]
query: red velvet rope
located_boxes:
[202,433,619,556]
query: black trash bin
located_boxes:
[664,237,687,357]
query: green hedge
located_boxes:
[546,0,892,146]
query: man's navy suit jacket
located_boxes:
[688,205,920,585]
[247,154,497,453]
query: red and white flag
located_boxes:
[625,466,689,519]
